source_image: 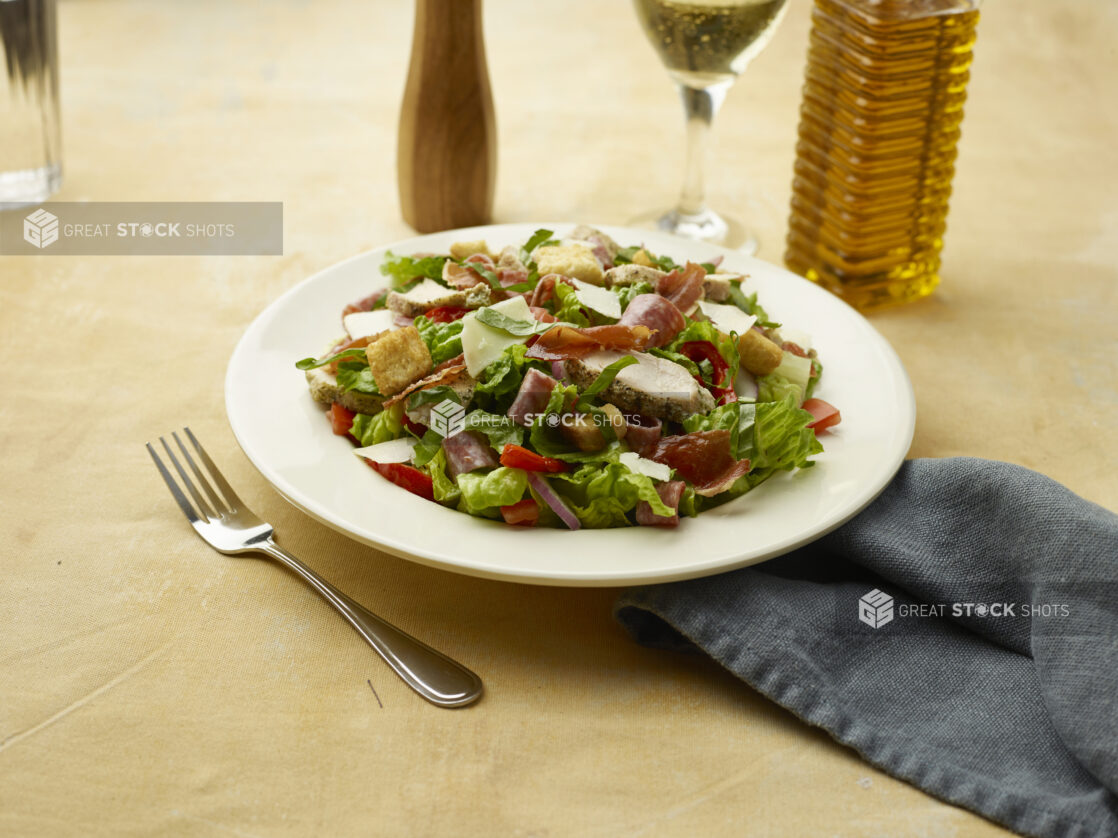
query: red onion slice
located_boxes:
[526,472,581,531]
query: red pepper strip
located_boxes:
[329,403,355,436]
[499,444,570,473]
[365,461,435,501]
[500,498,540,526]
[424,305,473,323]
[677,340,736,405]
[802,398,842,433]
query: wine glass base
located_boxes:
[627,207,758,255]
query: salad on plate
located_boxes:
[296,225,840,530]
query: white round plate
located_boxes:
[226,223,914,587]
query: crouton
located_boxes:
[365,326,432,396]
[631,249,657,268]
[448,240,492,261]
[535,243,605,286]
[737,329,783,376]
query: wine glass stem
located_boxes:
[675,80,730,218]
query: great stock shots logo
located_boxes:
[858,588,895,629]
[23,209,59,248]
[429,399,466,439]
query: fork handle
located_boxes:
[257,540,483,708]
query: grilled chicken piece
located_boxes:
[604,264,667,288]
[566,350,715,423]
[386,279,491,317]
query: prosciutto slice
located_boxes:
[525,324,654,361]
[507,368,558,426]
[644,430,751,497]
[529,274,572,308]
[658,262,706,313]
[623,413,662,455]
[442,431,499,480]
[443,254,497,289]
[635,480,685,527]
[382,363,468,408]
[618,294,685,348]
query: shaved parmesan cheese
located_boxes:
[697,300,758,336]
[778,327,813,353]
[460,296,534,377]
[398,278,461,304]
[619,451,673,483]
[343,309,396,340]
[567,277,621,319]
[352,437,417,464]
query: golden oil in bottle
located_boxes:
[784,0,980,310]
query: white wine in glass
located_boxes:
[632,0,789,252]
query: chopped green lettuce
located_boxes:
[335,360,380,394]
[615,281,655,311]
[456,467,529,518]
[550,462,674,527]
[413,315,464,366]
[380,251,448,289]
[349,404,404,446]
[424,449,460,507]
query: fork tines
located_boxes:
[147,428,240,524]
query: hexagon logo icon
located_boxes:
[24,209,59,249]
[858,588,894,629]
[430,398,466,439]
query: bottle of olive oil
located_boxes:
[784,0,980,310]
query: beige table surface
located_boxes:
[2,1,1115,836]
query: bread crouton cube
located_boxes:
[449,240,492,261]
[535,244,605,286]
[737,329,783,376]
[365,326,432,396]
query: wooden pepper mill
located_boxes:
[397,0,497,233]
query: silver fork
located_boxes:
[146,427,483,708]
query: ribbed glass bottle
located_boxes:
[784,0,980,310]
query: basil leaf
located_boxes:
[406,385,460,412]
[458,257,502,290]
[728,280,780,329]
[295,347,367,370]
[576,355,637,411]
[411,429,444,468]
[475,307,549,336]
[520,228,557,262]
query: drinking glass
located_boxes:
[0,0,61,209]
[631,0,789,252]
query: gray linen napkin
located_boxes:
[615,458,1118,838]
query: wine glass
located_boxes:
[631,0,790,253]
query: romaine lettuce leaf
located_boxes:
[552,282,591,327]
[425,449,460,507]
[456,467,529,517]
[349,404,404,446]
[615,281,655,311]
[413,315,464,366]
[335,360,381,394]
[380,251,448,289]
[667,319,740,374]
[473,343,547,414]
[549,462,674,526]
